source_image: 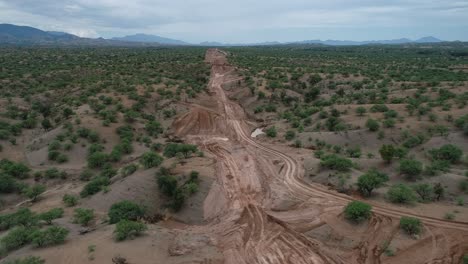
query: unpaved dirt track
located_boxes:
[172,49,468,264]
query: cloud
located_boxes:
[0,0,467,42]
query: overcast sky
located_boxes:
[1,0,467,43]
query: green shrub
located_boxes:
[399,216,422,236]
[156,170,178,197]
[80,176,110,197]
[399,159,423,180]
[357,170,389,197]
[0,208,37,231]
[265,126,277,137]
[62,194,78,207]
[320,154,353,172]
[108,201,145,224]
[39,208,64,225]
[344,201,372,223]
[387,184,416,204]
[22,184,46,202]
[122,164,138,176]
[114,220,147,241]
[428,144,463,164]
[0,173,18,193]
[365,118,380,132]
[87,152,109,168]
[412,183,434,202]
[30,226,69,247]
[4,256,45,264]
[379,144,395,163]
[1,226,35,251]
[140,152,163,169]
[73,208,94,226]
[284,130,295,140]
[0,160,31,179]
[163,143,198,158]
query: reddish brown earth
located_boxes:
[171,49,468,264]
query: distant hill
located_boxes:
[112,33,188,45]
[0,24,163,46]
[199,37,444,47]
[0,24,450,47]
[289,37,443,46]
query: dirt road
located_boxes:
[173,49,468,264]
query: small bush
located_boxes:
[80,176,110,197]
[87,152,109,168]
[39,208,64,225]
[344,201,372,223]
[73,208,94,226]
[30,226,69,247]
[366,118,380,132]
[0,208,37,231]
[265,126,277,137]
[22,184,46,202]
[1,226,34,251]
[4,256,45,264]
[357,170,389,197]
[387,184,416,204]
[62,194,78,207]
[108,201,145,224]
[429,144,463,164]
[399,216,422,236]
[320,154,353,172]
[399,159,423,180]
[140,152,163,169]
[114,220,147,241]
[412,183,434,202]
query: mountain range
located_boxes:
[0,23,450,46]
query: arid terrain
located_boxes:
[0,46,467,264]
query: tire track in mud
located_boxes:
[177,49,468,264]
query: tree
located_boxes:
[163,143,198,158]
[114,220,147,241]
[344,201,372,223]
[320,154,353,172]
[73,208,94,226]
[356,106,367,116]
[366,118,380,132]
[108,201,145,224]
[357,170,389,197]
[22,184,46,202]
[379,144,396,163]
[412,183,434,202]
[39,208,64,225]
[30,226,69,247]
[0,173,18,193]
[41,119,52,130]
[399,159,423,180]
[399,216,422,236]
[387,184,416,204]
[140,152,164,169]
[429,144,463,164]
[433,183,445,201]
